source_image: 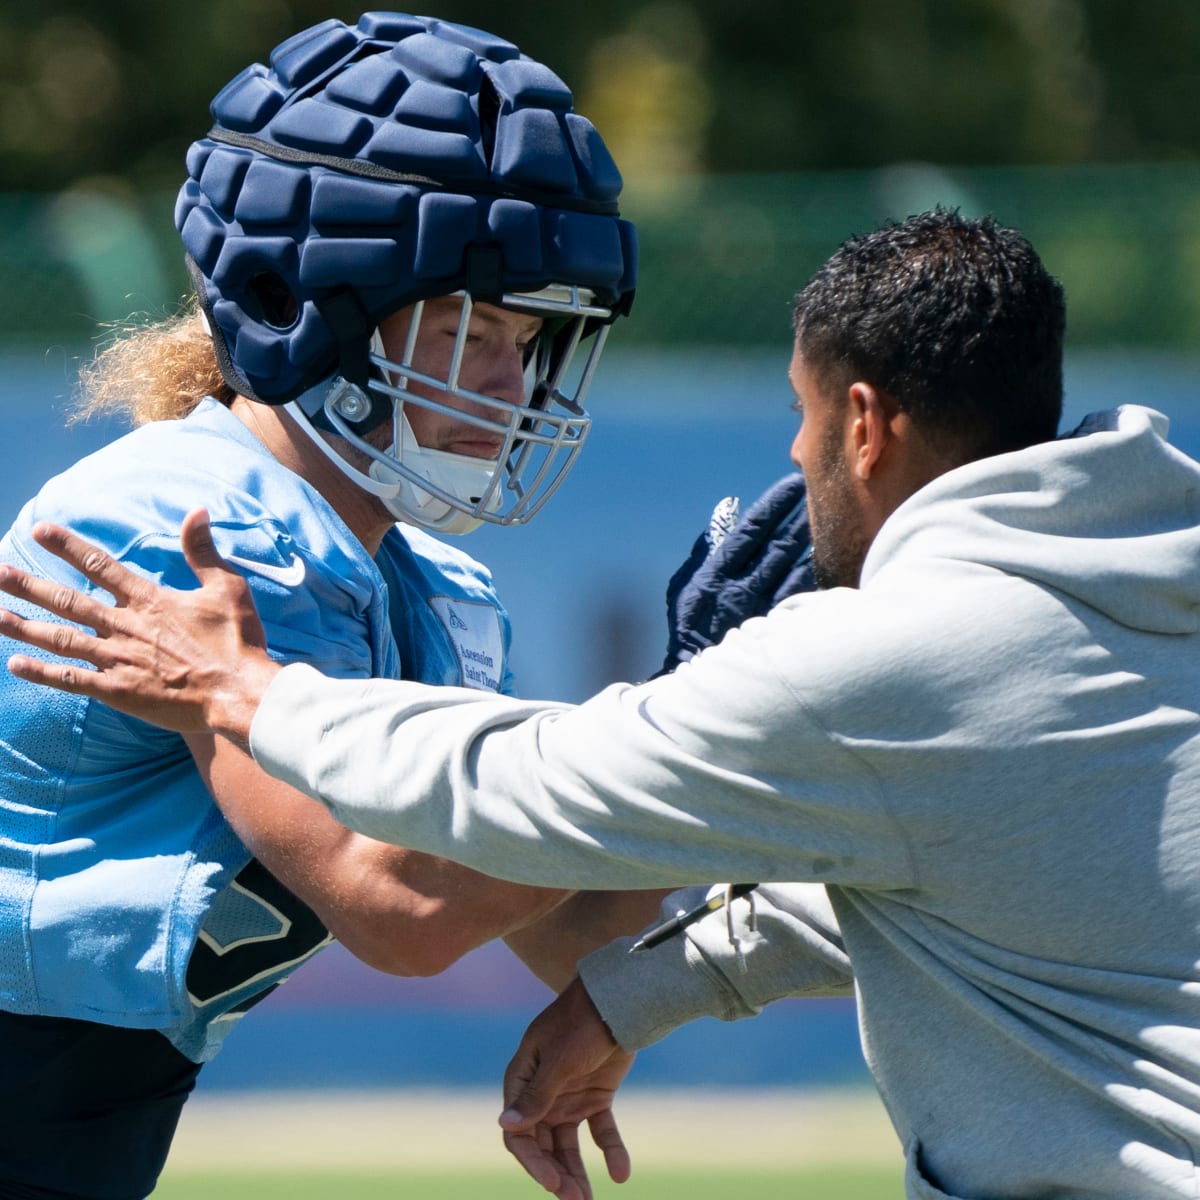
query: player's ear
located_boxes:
[847,382,892,480]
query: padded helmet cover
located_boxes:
[175,12,638,404]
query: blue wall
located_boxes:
[1,345,1197,1092]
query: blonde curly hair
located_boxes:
[73,298,236,426]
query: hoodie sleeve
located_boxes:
[576,882,853,1051]
[249,589,918,893]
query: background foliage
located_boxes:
[1,1,1197,353]
[1,0,1198,192]
[4,162,1199,352]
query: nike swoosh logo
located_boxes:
[224,551,307,587]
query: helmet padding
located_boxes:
[176,13,637,406]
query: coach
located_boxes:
[6,208,1200,1199]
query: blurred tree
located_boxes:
[0,0,1195,192]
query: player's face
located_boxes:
[376,297,542,459]
[788,342,871,589]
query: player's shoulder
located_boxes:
[25,402,271,542]
[16,404,378,602]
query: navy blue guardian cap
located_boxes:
[176,12,637,532]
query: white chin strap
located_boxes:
[283,397,503,536]
[368,410,502,535]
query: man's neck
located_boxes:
[229,396,394,557]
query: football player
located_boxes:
[0,13,641,1199]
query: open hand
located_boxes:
[500,977,636,1200]
[0,507,277,742]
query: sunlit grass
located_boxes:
[153,1166,902,1199]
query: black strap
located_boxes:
[313,289,390,434]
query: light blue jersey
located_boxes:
[0,399,513,1062]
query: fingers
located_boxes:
[180,507,230,580]
[502,1057,596,1134]
[179,508,269,638]
[501,1128,570,1199]
[22,511,244,619]
[7,652,97,697]
[552,1123,592,1200]
[0,566,119,637]
[501,1028,560,1132]
[500,1039,583,1199]
[26,523,153,607]
[587,1109,631,1184]
[501,1091,628,1195]
[0,606,108,668]
[501,1123,596,1200]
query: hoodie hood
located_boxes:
[864,405,1200,635]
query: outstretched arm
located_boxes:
[0,509,571,975]
[188,728,570,975]
[0,507,273,741]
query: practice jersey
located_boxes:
[0,398,513,1063]
[378,522,515,695]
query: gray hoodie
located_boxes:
[253,406,1200,1197]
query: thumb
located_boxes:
[179,507,228,580]
[500,1039,567,1131]
[504,1017,583,1128]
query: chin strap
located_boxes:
[369,410,505,535]
[285,384,504,537]
[283,395,403,501]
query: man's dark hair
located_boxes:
[792,208,1066,462]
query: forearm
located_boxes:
[307,837,573,976]
[504,889,674,992]
[248,663,807,890]
[186,731,570,975]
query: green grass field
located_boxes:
[154,1088,903,1198]
[153,1166,902,1199]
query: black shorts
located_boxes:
[0,1011,201,1200]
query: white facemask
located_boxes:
[285,286,610,535]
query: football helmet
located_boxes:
[176,12,637,531]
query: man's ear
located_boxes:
[847,381,892,480]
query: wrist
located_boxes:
[208,653,281,746]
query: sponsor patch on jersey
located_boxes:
[427,596,504,692]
